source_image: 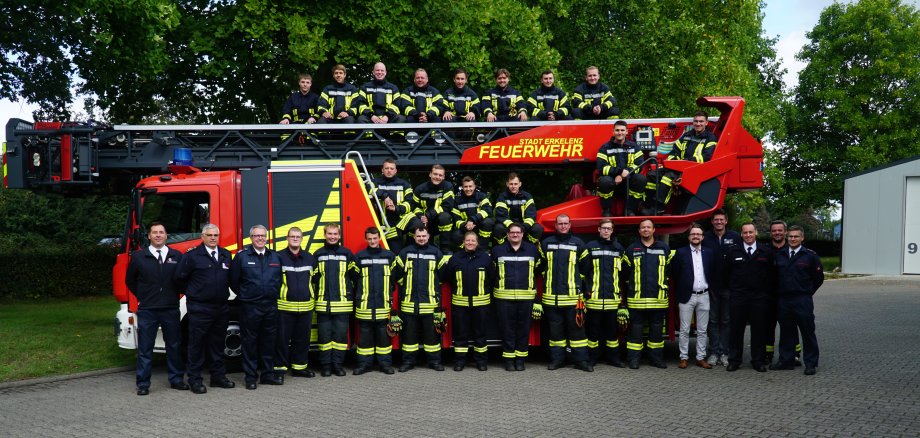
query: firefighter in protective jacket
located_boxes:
[273,227,317,379]
[596,120,647,216]
[450,176,494,249]
[311,223,357,377]
[623,219,674,369]
[443,231,495,371]
[491,222,543,371]
[580,219,627,368]
[352,227,398,375]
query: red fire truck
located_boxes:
[3,96,762,356]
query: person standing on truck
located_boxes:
[399,68,446,123]
[450,176,494,249]
[571,66,619,120]
[356,62,404,124]
[126,222,186,396]
[372,158,414,253]
[580,219,628,368]
[273,227,317,379]
[406,164,455,253]
[441,68,480,122]
[772,225,823,376]
[701,209,741,367]
[174,224,235,394]
[643,111,717,213]
[595,120,647,217]
[724,222,774,372]
[229,225,284,390]
[623,219,673,369]
[481,68,528,122]
[317,64,359,124]
[443,231,494,371]
[352,227,398,375]
[279,73,319,124]
[493,172,544,244]
[393,226,448,372]
[311,223,357,377]
[527,70,571,121]
[491,222,543,371]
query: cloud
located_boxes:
[775,30,809,91]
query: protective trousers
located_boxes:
[356,320,393,368]
[546,306,588,364]
[317,313,349,367]
[495,299,532,360]
[274,310,312,374]
[400,313,441,365]
[451,305,488,366]
[586,309,622,364]
[627,309,666,364]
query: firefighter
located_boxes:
[441,68,480,122]
[595,120,647,217]
[571,66,619,120]
[623,219,673,369]
[580,219,627,368]
[317,64,359,124]
[371,158,414,253]
[772,225,823,376]
[450,176,494,249]
[701,208,741,367]
[229,225,284,390]
[724,222,775,372]
[541,214,592,372]
[527,70,571,121]
[491,222,543,371]
[406,164,455,253]
[126,222,185,396]
[273,227,316,379]
[174,224,235,394]
[493,172,544,244]
[482,68,528,122]
[311,223,357,377]
[352,227,397,375]
[443,231,495,371]
[644,111,717,213]
[279,73,319,124]
[399,68,446,123]
[356,62,404,123]
[394,226,448,372]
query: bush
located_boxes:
[0,245,119,299]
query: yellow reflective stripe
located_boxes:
[633,256,642,300]
[546,252,554,294]
[452,295,491,306]
[377,345,393,354]
[402,344,419,352]
[569,339,588,348]
[658,254,667,302]
[355,309,388,320]
[473,346,488,353]
[502,352,516,358]
[587,340,599,348]
[549,340,567,347]
[423,344,441,352]
[515,350,528,357]
[314,300,353,313]
[592,258,600,292]
[277,299,315,312]
[454,347,469,353]
[627,342,644,351]
[605,340,620,348]
[400,302,437,313]
[647,340,664,349]
[494,289,536,300]
[357,347,375,356]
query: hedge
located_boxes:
[0,246,119,299]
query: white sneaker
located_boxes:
[720,354,729,366]
[707,354,718,366]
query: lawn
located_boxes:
[821,256,841,272]
[0,296,136,382]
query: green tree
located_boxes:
[773,0,920,215]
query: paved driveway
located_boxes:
[2,276,918,437]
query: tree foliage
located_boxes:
[772,0,920,215]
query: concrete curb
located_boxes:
[0,366,133,390]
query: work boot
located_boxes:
[332,365,347,377]
[574,361,594,372]
[320,366,332,377]
[547,361,564,370]
[628,360,640,370]
[352,366,370,376]
[398,363,415,373]
[454,361,466,372]
[514,359,525,371]
[428,362,445,372]
[505,360,515,372]
[380,365,396,375]
[476,362,488,371]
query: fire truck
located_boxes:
[3,96,762,356]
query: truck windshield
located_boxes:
[141,192,210,244]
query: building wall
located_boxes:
[842,158,920,275]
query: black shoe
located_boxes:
[804,367,817,375]
[398,363,414,373]
[765,353,774,363]
[209,378,235,388]
[628,361,640,369]
[245,382,257,390]
[291,369,315,378]
[191,383,207,394]
[332,366,346,377]
[726,363,740,372]
[170,382,190,391]
[650,361,667,369]
[428,362,445,372]
[754,364,768,373]
[136,388,149,396]
[321,366,332,377]
[381,366,396,375]
[477,363,488,371]
[353,366,370,376]
[547,361,564,370]
[515,359,525,371]
[505,360,515,372]
[260,375,283,385]
[607,357,625,368]
[453,363,465,372]
[574,361,594,372]
[769,362,795,371]
[795,355,803,366]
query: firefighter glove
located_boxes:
[617,308,630,326]
[433,311,447,334]
[532,303,543,320]
[387,314,403,336]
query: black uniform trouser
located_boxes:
[186,302,229,385]
[400,313,441,365]
[545,305,588,364]
[136,307,184,389]
[356,319,393,367]
[492,223,544,245]
[317,312,349,367]
[451,304,488,365]
[766,295,800,357]
[708,288,731,357]
[778,294,819,368]
[626,309,666,364]
[317,115,355,124]
[586,308,621,363]
[728,292,770,367]
[274,310,312,374]
[495,299,532,360]
[597,174,647,213]
[240,301,277,384]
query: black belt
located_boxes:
[692,289,709,295]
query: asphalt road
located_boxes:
[1,276,918,437]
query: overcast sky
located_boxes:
[0,0,891,146]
